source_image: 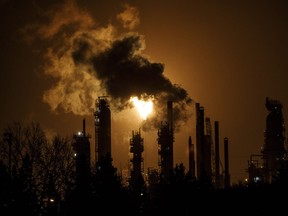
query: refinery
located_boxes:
[1,96,287,215]
[73,96,287,190]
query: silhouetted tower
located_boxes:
[214,121,220,187]
[94,96,111,163]
[158,101,174,182]
[188,136,196,177]
[204,117,213,179]
[73,118,91,192]
[130,129,144,189]
[224,137,230,188]
[261,97,286,183]
[196,103,205,179]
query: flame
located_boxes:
[130,96,153,120]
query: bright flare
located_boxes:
[130,96,153,120]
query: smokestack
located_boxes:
[196,103,205,179]
[158,100,174,183]
[83,118,86,136]
[167,101,173,131]
[188,136,195,177]
[214,121,220,184]
[73,119,91,192]
[224,137,230,188]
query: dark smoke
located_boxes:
[72,33,193,131]
[31,1,194,131]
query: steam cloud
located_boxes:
[32,1,193,131]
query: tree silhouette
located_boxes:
[40,135,76,216]
[0,121,76,215]
[0,160,11,214]
[0,121,46,215]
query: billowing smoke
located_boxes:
[30,1,193,131]
[73,34,193,130]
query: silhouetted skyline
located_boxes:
[1,0,288,184]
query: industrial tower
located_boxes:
[73,118,91,192]
[196,103,205,180]
[158,101,174,182]
[94,96,111,163]
[129,129,144,189]
[204,117,213,179]
[223,137,230,188]
[188,135,196,178]
[261,97,286,183]
[214,121,221,188]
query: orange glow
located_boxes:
[130,96,153,120]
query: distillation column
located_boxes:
[130,129,144,190]
[188,135,196,178]
[224,137,230,188]
[94,96,111,163]
[158,101,174,182]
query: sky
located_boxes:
[1,0,288,184]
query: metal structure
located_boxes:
[129,129,144,189]
[204,117,213,180]
[73,118,91,191]
[247,154,265,184]
[261,97,286,183]
[94,96,111,163]
[196,103,206,179]
[214,121,221,187]
[224,137,230,188]
[188,135,196,177]
[158,101,174,182]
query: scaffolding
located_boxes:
[129,129,144,188]
[157,101,174,182]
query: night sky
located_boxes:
[1,0,288,184]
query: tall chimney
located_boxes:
[83,118,86,136]
[167,101,173,131]
[224,137,230,188]
[188,136,195,177]
[214,121,220,185]
[196,103,205,179]
[158,100,174,182]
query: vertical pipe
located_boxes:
[224,137,230,188]
[196,103,205,179]
[83,118,86,136]
[167,100,173,173]
[94,100,98,164]
[214,121,220,185]
[167,101,173,131]
[7,132,12,180]
[188,136,195,177]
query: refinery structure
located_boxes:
[72,96,287,189]
[94,96,111,163]
[247,97,287,184]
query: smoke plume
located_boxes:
[32,1,193,131]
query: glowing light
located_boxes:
[130,96,153,120]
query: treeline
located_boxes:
[0,121,288,216]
